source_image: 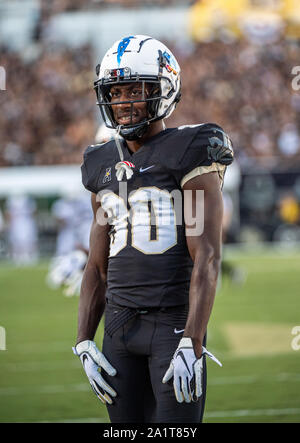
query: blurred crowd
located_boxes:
[0,45,95,166]
[35,0,187,33]
[38,0,185,15]
[1,35,300,169]
[167,36,300,171]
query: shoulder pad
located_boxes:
[156,126,204,170]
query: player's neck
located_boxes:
[125,120,165,153]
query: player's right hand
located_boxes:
[73,340,117,404]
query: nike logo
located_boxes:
[82,354,88,368]
[174,328,185,334]
[177,350,192,375]
[139,165,155,173]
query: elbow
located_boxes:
[193,246,221,282]
[206,254,221,282]
[210,250,222,271]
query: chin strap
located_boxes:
[114,125,136,181]
[114,125,124,161]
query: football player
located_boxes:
[73,35,233,423]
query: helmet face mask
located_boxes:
[94,35,181,140]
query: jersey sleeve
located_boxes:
[81,145,101,193]
[174,124,234,188]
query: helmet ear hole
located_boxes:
[147,84,160,118]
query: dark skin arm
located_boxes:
[76,193,110,344]
[183,172,223,358]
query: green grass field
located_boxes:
[0,246,300,423]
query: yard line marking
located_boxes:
[33,417,107,423]
[12,417,107,423]
[12,341,73,354]
[209,373,300,385]
[1,373,300,395]
[205,407,300,418]
[223,323,294,357]
[11,408,300,422]
[0,360,79,372]
[0,383,89,396]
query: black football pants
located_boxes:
[102,302,207,423]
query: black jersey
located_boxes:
[81,124,233,308]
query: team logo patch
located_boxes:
[103,167,112,183]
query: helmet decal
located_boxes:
[162,51,178,75]
[117,36,134,66]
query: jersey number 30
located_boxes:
[100,187,177,256]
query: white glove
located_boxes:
[47,250,87,294]
[162,337,222,403]
[73,340,117,404]
[63,269,83,297]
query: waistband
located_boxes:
[105,299,188,337]
[106,298,188,314]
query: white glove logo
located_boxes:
[73,340,117,404]
[162,337,222,403]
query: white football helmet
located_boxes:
[94,35,181,140]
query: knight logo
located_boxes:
[103,167,112,183]
[117,36,134,66]
[115,161,135,181]
[207,131,233,165]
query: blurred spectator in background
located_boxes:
[222,192,234,239]
[51,188,79,257]
[4,193,38,265]
[47,187,93,296]
[0,45,95,167]
[277,123,300,157]
[167,36,300,170]
[0,208,4,233]
[51,187,92,256]
[221,192,246,285]
[278,193,300,225]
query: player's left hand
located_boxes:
[162,337,222,403]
